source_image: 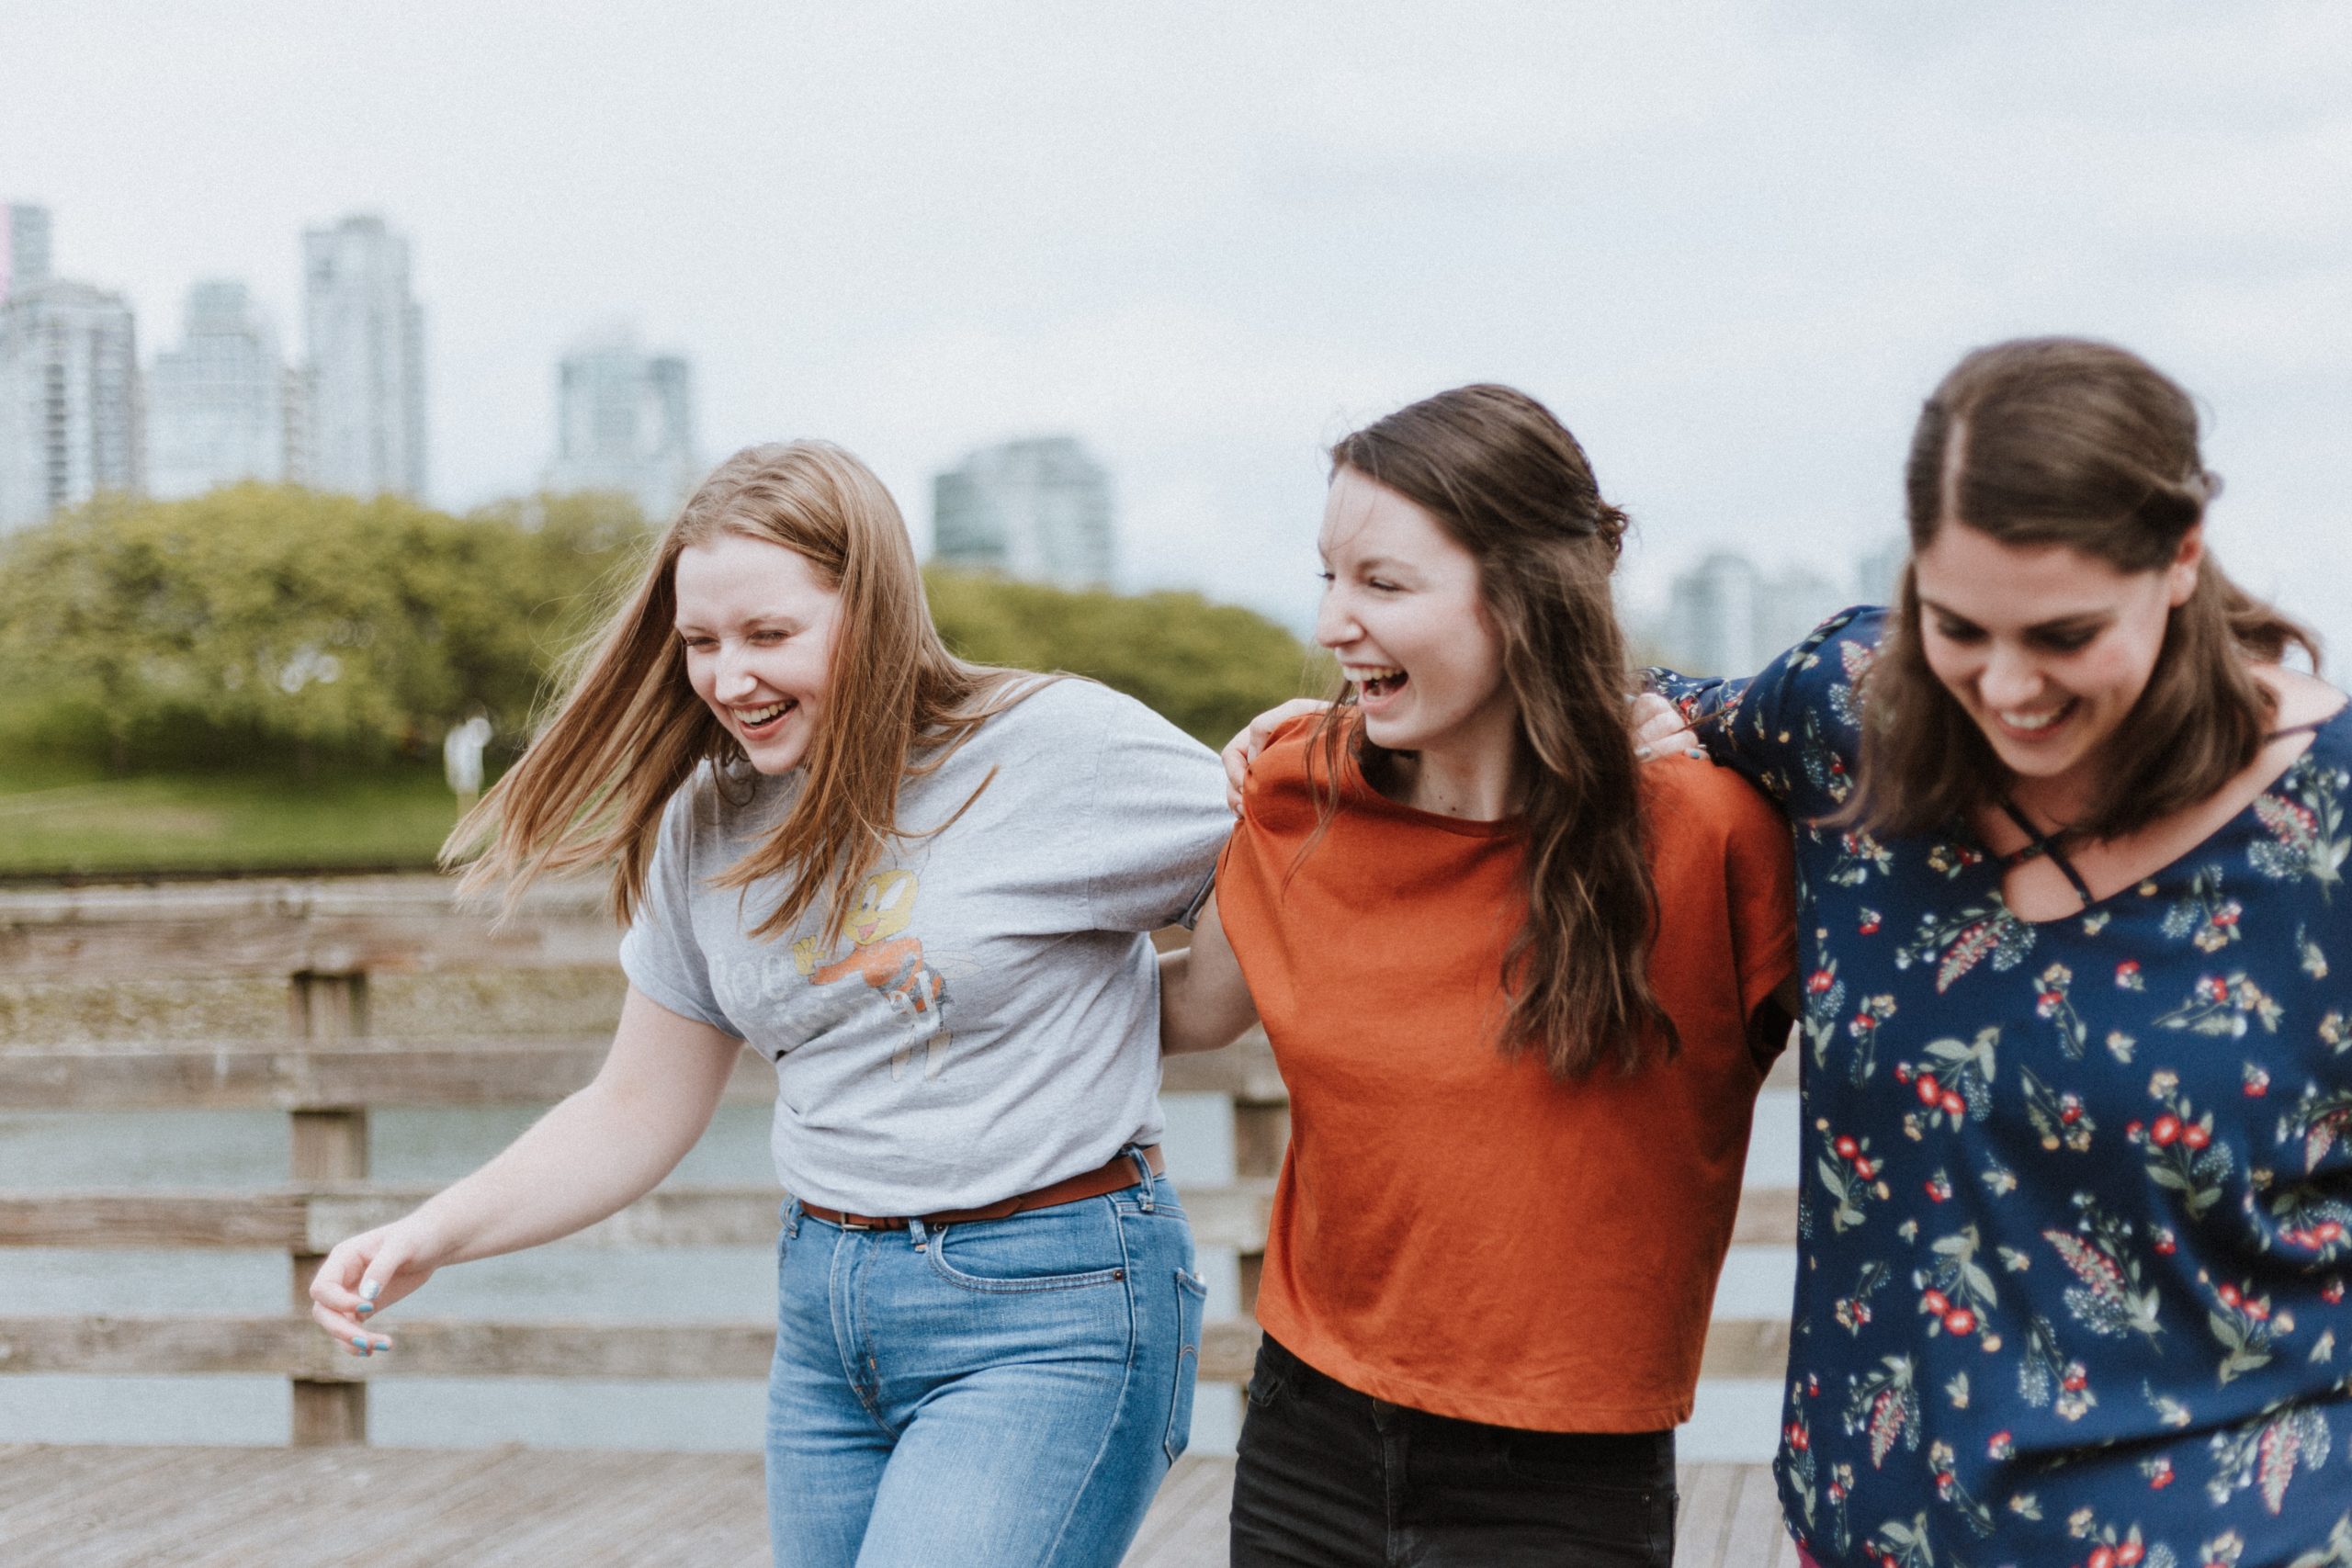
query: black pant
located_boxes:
[1229,1335,1677,1567]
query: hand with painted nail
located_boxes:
[306,1214,447,1358]
[1629,693,1708,764]
[1220,699,1330,814]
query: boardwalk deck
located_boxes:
[0,1446,1790,1567]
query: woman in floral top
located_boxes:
[1651,339,2352,1568]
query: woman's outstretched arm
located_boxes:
[1158,894,1260,1055]
[306,984,745,1354]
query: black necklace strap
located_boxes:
[1996,797,2095,909]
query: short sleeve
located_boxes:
[616,778,741,1036]
[1645,604,1885,824]
[1079,689,1236,932]
[1718,777,1800,1021]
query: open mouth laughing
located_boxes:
[733,698,798,739]
[1988,697,2077,742]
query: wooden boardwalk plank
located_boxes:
[0,1445,1786,1567]
[1125,1454,1235,1568]
[1724,1461,1794,1568]
[1674,1461,1741,1568]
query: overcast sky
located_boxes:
[8,2,2350,656]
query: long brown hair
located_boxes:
[1309,384,1675,1080]
[1854,337,2319,840]
[447,441,1029,938]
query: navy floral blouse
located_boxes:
[1656,607,2352,1568]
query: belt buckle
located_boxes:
[838,1213,875,1230]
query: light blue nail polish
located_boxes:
[371,1339,391,1351]
[356,1303,375,1315]
[351,1336,368,1349]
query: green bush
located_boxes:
[923,569,1329,747]
[0,488,1320,771]
[0,486,650,769]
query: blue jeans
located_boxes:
[765,1161,1206,1568]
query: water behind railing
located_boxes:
[5,1080,1797,1457]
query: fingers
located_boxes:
[307,1230,410,1358]
[309,1296,394,1358]
[1221,699,1331,813]
[1629,692,1675,728]
[1630,695,1706,763]
[1630,694,1690,746]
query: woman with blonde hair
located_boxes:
[308,442,1232,1568]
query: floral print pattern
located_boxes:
[1655,607,2352,1567]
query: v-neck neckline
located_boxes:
[1973,699,2350,929]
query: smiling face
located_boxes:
[1315,466,1516,764]
[1912,519,2201,813]
[673,529,843,774]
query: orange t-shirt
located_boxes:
[1216,719,1796,1432]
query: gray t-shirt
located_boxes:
[618,676,1232,1215]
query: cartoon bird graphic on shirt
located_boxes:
[792,869,951,1079]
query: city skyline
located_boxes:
[6,6,2350,655]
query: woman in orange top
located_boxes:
[1160,384,1798,1566]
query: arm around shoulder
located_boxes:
[1159,893,1261,1055]
[1708,770,1801,1027]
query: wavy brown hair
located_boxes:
[446,441,1031,939]
[1307,384,1675,1079]
[1853,338,2319,840]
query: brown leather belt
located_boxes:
[798,1145,1165,1232]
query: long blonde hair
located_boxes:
[447,441,1030,939]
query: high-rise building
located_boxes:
[1758,562,1849,665]
[1855,536,1907,607]
[0,207,141,532]
[147,280,287,500]
[1659,552,1849,676]
[302,214,426,501]
[931,436,1115,590]
[281,365,315,488]
[544,330,698,522]
[3,205,52,302]
[1662,552,1760,678]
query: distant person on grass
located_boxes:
[308,442,1231,1568]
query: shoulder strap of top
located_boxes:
[2266,717,2331,742]
[1996,797,2095,909]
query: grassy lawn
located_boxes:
[0,758,469,876]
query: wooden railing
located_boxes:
[0,876,1794,1446]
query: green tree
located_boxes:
[923,568,1328,747]
[0,486,650,769]
[0,488,1316,772]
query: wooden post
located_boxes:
[288,971,370,1446]
[1231,1100,1289,1317]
